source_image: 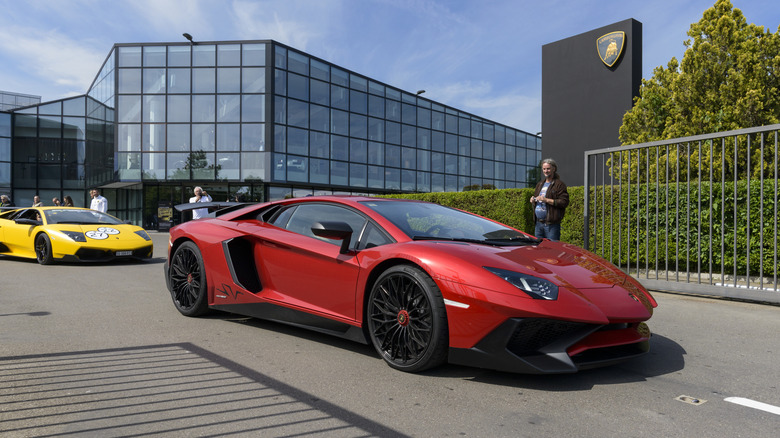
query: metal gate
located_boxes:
[584,125,780,304]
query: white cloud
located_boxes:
[122,0,214,41]
[0,25,106,99]
[432,81,541,132]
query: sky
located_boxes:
[0,0,777,134]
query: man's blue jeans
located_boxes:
[534,222,561,241]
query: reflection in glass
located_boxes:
[241,123,265,151]
[217,44,241,66]
[217,67,240,93]
[193,45,216,66]
[217,153,239,179]
[118,69,142,93]
[118,124,141,151]
[168,45,191,66]
[39,116,61,138]
[143,124,166,152]
[143,46,166,66]
[241,152,265,180]
[167,124,190,151]
[242,44,265,66]
[217,123,240,151]
[167,95,191,123]
[118,46,142,67]
[118,95,141,123]
[192,68,216,93]
[168,68,191,93]
[143,95,165,122]
[350,163,367,187]
[143,153,166,180]
[63,97,85,117]
[242,67,265,93]
[287,127,308,156]
[217,95,240,122]
[242,95,265,122]
[330,160,347,186]
[143,68,166,93]
[167,152,189,180]
[310,158,328,184]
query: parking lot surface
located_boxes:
[1,232,779,437]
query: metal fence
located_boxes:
[584,124,780,304]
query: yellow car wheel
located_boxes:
[35,233,53,265]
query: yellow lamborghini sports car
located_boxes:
[0,207,153,264]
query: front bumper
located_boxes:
[59,244,153,262]
[448,317,651,374]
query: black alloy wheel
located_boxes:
[35,233,53,265]
[169,241,209,316]
[367,264,448,372]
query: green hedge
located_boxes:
[380,180,778,278]
[589,180,778,277]
[380,187,586,245]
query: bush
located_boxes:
[380,180,778,278]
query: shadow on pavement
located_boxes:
[0,344,408,437]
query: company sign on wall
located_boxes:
[597,31,625,67]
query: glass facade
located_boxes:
[1,91,41,112]
[4,40,541,228]
[271,44,540,193]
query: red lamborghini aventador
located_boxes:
[165,196,657,374]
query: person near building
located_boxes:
[0,194,14,207]
[63,196,74,207]
[32,195,43,207]
[529,158,569,241]
[52,197,62,206]
[189,186,212,220]
[90,189,107,213]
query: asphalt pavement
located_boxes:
[1,231,778,437]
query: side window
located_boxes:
[267,205,296,228]
[358,222,394,250]
[284,203,368,249]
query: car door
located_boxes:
[258,203,368,321]
[1,209,41,258]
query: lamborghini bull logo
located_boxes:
[597,31,625,67]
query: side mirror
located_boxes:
[15,218,41,226]
[311,221,353,254]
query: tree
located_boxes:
[620,0,780,144]
[614,0,780,182]
[169,150,222,180]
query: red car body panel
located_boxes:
[166,195,657,373]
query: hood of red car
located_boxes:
[413,239,655,320]
[425,239,628,290]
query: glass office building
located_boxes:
[1,40,541,228]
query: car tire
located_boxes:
[169,241,210,317]
[367,264,448,372]
[35,233,53,265]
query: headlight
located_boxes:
[135,230,151,241]
[61,231,86,242]
[484,267,559,300]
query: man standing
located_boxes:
[32,195,43,207]
[189,186,212,220]
[529,158,569,241]
[0,194,14,207]
[90,189,107,213]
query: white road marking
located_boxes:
[724,397,780,416]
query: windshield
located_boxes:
[360,200,537,245]
[43,209,123,225]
